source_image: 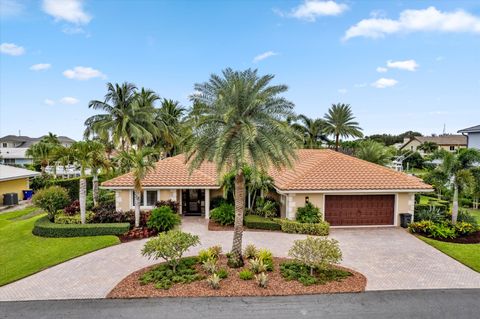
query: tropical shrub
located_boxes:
[276,219,329,236]
[456,210,478,228]
[210,203,235,226]
[239,269,254,280]
[147,206,181,232]
[210,196,228,209]
[155,200,179,213]
[428,223,456,239]
[413,205,446,223]
[288,237,342,275]
[254,198,278,218]
[141,230,200,272]
[454,222,478,236]
[280,261,351,286]
[296,203,321,224]
[202,259,217,274]
[408,220,473,239]
[86,189,115,210]
[140,257,202,290]
[32,186,70,221]
[257,248,274,271]
[226,252,244,268]
[249,258,267,274]
[408,220,435,234]
[243,244,258,259]
[32,216,129,237]
[255,272,269,288]
[244,215,281,231]
[216,268,229,279]
[55,211,94,224]
[63,200,80,216]
[207,273,221,289]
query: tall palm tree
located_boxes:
[151,99,186,157]
[323,103,363,151]
[185,68,300,261]
[89,144,109,207]
[117,148,156,227]
[355,140,394,166]
[291,115,329,149]
[71,140,104,224]
[25,142,54,174]
[433,148,480,224]
[84,82,154,151]
[131,88,160,147]
[41,132,60,145]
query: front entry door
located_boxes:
[182,189,205,216]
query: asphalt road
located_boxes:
[1,289,479,319]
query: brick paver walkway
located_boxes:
[1,218,479,300]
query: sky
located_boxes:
[1,0,479,140]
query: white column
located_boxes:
[205,189,210,219]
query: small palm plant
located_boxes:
[323,103,363,151]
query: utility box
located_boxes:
[3,193,19,206]
[399,213,412,228]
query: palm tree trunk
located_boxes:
[452,184,459,225]
[92,173,99,207]
[231,169,245,258]
[335,134,339,152]
[79,178,87,224]
[134,190,141,228]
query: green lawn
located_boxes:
[0,206,120,286]
[418,236,480,272]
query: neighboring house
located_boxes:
[458,125,480,149]
[399,135,467,155]
[102,149,432,227]
[0,135,75,166]
[0,164,40,205]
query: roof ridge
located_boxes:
[172,155,218,185]
[281,149,331,189]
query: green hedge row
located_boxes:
[32,216,130,238]
[275,219,330,236]
[244,215,281,231]
[31,175,110,200]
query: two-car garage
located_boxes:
[324,195,395,226]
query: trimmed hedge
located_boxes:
[275,219,329,236]
[244,215,281,231]
[33,216,130,237]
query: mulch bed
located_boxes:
[107,256,366,298]
[420,231,480,244]
[119,227,158,243]
[207,220,234,231]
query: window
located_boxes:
[1,143,7,147]
[146,191,158,206]
[449,146,455,151]
[132,192,144,206]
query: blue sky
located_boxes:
[1,0,479,140]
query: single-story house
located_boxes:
[0,164,40,205]
[102,149,432,227]
[399,135,467,155]
[458,125,480,150]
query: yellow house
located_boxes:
[0,165,40,205]
[400,135,467,155]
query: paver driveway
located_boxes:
[1,218,479,301]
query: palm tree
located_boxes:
[117,148,156,227]
[41,132,60,145]
[25,142,54,174]
[151,99,186,157]
[433,148,480,224]
[291,115,329,149]
[89,144,109,207]
[84,82,154,151]
[71,140,104,224]
[131,87,160,147]
[355,140,394,166]
[185,68,300,261]
[323,103,363,151]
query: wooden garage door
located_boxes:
[325,195,394,226]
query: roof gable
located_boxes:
[458,125,480,133]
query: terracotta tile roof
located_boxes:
[101,154,219,188]
[269,149,432,191]
[102,149,432,191]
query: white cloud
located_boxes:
[344,6,480,40]
[376,67,388,73]
[371,78,398,88]
[337,88,347,94]
[30,63,51,71]
[63,66,106,80]
[386,59,419,71]
[60,97,79,105]
[44,99,55,106]
[253,51,278,63]
[290,0,348,21]
[0,0,24,17]
[0,42,25,56]
[42,0,91,25]
[62,25,86,34]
